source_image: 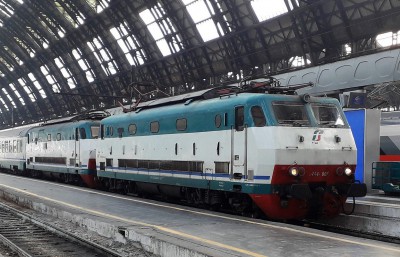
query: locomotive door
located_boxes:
[74,127,80,171]
[232,106,247,179]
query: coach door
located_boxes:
[74,127,80,170]
[231,106,247,179]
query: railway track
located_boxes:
[0,202,122,257]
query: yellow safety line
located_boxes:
[2,174,400,253]
[0,183,266,257]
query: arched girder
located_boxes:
[0,0,400,128]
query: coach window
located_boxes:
[235,106,245,131]
[47,134,51,141]
[215,114,222,128]
[176,118,187,131]
[109,126,114,136]
[128,124,137,135]
[150,121,159,133]
[251,106,266,127]
[57,133,61,141]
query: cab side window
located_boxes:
[80,128,87,139]
[251,106,266,127]
[235,106,245,131]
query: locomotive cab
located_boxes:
[249,95,367,220]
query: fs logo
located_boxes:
[312,130,324,144]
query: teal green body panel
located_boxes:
[97,170,271,194]
[27,120,100,142]
[101,93,348,139]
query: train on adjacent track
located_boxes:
[0,79,367,220]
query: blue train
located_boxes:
[0,81,367,220]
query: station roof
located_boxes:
[0,0,399,129]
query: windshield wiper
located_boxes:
[319,121,338,127]
[292,121,307,127]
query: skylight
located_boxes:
[72,48,96,82]
[54,57,77,89]
[13,36,35,61]
[55,1,86,28]
[0,97,8,111]
[139,3,183,56]
[0,55,14,72]
[40,65,61,93]
[376,32,398,48]
[110,22,146,66]
[0,1,15,19]
[9,83,25,106]
[289,56,311,67]
[26,26,50,50]
[182,0,222,42]
[251,0,288,22]
[91,0,110,13]
[87,37,119,75]
[2,88,16,108]
[18,78,36,102]
[39,13,67,40]
[28,73,47,98]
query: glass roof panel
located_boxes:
[0,1,15,19]
[9,83,25,106]
[0,97,9,111]
[139,3,183,56]
[72,48,96,82]
[54,57,77,89]
[54,1,86,28]
[26,26,50,50]
[183,0,224,42]
[38,13,66,40]
[251,0,288,22]
[110,22,147,66]
[185,0,211,23]
[377,32,397,47]
[2,88,16,108]
[28,73,47,98]
[197,19,219,41]
[87,37,119,76]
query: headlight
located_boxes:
[289,167,299,176]
[344,167,352,176]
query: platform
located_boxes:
[0,173,399,257]
[323,193,400,238]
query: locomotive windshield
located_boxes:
[272,102,310,126]
[311,104,346,128]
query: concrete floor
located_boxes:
[0,173,399,257]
